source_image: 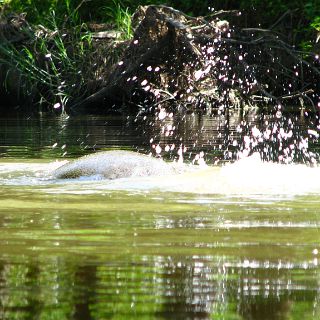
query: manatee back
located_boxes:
[53,150,182,179]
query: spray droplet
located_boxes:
[158,109,167,120]
[194,70,203,80]
[308,129,319,138]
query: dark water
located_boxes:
[0,115,148,159]
[0,113,228,160]
[0,114,319,319]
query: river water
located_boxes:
[0,113,319,319]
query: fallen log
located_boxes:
[71,5,320,116]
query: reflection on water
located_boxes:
[0,188,319,319]
[0,115,148,159]
[0,110,319,163]
[0,114,319,319]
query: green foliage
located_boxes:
[300,40,313,52]
[104,0,133,40]
[310,16,320,31]
[0,11,93,112]
[2,0,58,24]
[2,0,319,42]
[2,0,319,37]
[304,1,320,20]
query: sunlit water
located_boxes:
[0,115,320,319]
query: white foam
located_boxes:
[1,155,320,196]
[0,161,67,185]
[101,153,320,195]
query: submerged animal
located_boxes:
[53,150,185,179]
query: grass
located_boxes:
[0,12,93,113]
[104,0,133,40]
[0,0,134,113]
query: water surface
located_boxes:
[0,115,319,319]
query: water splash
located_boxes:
[145,109,320,167]
[123,8,320,166]
[1,154,320,196]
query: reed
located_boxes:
[0,9,93,113]
[104,0,133,40]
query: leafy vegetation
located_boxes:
[0,0,319,113]
[0,10,94,112]
[1,0,319,31]
[104,0,133,40]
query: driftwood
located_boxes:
[71,5,320,115]
[71,5,237,114]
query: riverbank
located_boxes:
[0,1,319,116]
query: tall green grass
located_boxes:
[0,0,135,113]
[104,0,133,40]
[0,10,93,113]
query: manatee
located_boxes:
[53,150,185,179]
